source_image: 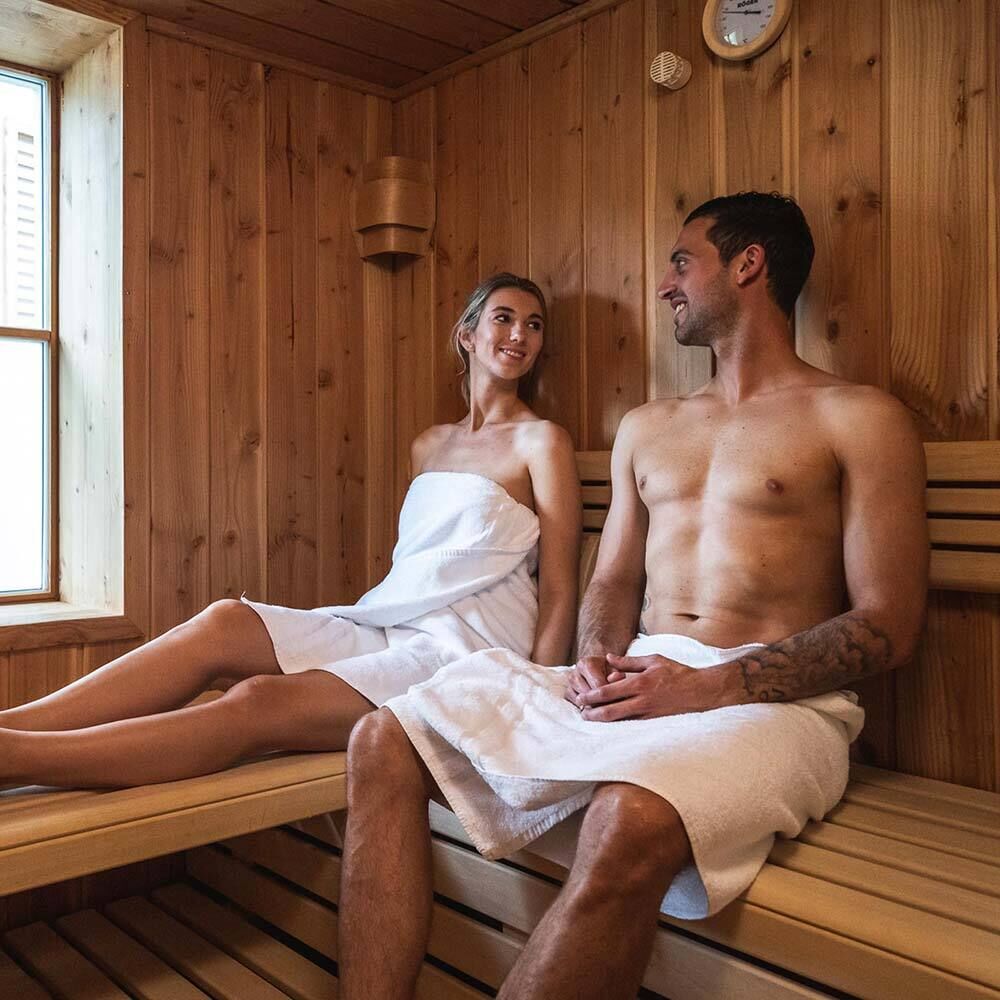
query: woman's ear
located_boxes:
[459,325,475,352]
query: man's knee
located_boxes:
[348,709,425,804]
[577,784,691,896]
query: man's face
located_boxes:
[657,218,739,347]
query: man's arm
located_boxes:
[567,410,649,697]
[580,391,928,719]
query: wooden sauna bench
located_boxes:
[2,442,999,998]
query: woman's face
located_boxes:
[463,288,544,385]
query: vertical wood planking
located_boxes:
[0,651,9,710]
[209,52,266,601]
[888,0,994,789]
[896,591,997,790]
[718,26,790,195]
[122,14,151,637]
[583,0,646,448]
[528,24,584,441]
[316,84,368,604]
[363,95,395,588]
[645,0,714,401]
[478,49,530,277]
[393,89,437,512]
[794,0,893,767]
[6,647,84,708]
[886,0,990,441]
[148,33,211,635]
[58,33,124,613]
[265,68,319,609]
[433,69,480,425]
[794,0,885,385]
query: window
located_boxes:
[0,66,55,603]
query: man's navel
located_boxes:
[765,478,784,495]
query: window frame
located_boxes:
[0,58,60,606]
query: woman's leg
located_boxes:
[0,599,281,732]
[0,669,373,788]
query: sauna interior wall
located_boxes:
[0,0,996,931]
[0,16,392,928]
[392,0,1000,791]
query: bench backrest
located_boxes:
[576,442,1000,594]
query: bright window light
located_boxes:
[0,337,48,594]
[0,70,48,330]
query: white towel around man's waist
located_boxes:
[317,472,539,628]
[387,632,865,919]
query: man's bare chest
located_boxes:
[634,416,841,517]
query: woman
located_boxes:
[0,273,581,788]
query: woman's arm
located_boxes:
[526,423,582,665]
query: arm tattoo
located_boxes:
[639,593,651,633]
[736,612,894,702]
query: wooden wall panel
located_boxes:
[362,96,395,589]
[528,25,584,441]
[645,0,714,401]
[582,0,646,448]
[148,33,211,635]
[393,89,437,514]
[432,69,480,426]
[793,0,894,767]
[391,0,999,790]
[886,0,991,443]
[316,84,368,604]
[208,52,266,602]
[265,69,319,610]
[478,50,529,278]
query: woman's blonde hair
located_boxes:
[450,272,548,405]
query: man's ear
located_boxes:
[736,244,766,286]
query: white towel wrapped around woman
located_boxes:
[386,632,865,919]
[243,472,539,707]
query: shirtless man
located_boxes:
[337,192,929,1000]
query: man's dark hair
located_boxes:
[684,192,815,317]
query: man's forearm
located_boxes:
[715,610,898,704]
[576,578,641,659]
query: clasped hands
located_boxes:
[564,653,728,721]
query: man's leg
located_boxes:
[0,599,281,731]
[0,670,373,787]
[499,783,690,1000]
[339,708,436,1000]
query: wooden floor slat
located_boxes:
[188,847,489,998]
[0,946,51,1000]
[4,921,130,999]
[57,908,210,1000]
[152,883,337,1000]
[104,896,290,1000]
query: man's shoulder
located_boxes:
[812,381,913,428]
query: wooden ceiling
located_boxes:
[109,0,590,91]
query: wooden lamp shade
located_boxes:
[351,156,435,260]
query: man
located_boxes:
[336,192,929,999]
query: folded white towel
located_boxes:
[388,632,865,918]
[244,472,540,705]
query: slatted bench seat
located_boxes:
[2,442,998,998]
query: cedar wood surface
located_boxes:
[0,0,997,930]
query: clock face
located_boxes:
[716,0,777,47]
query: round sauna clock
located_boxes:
[702,0,793,61]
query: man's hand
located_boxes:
[575,653,725,721]
[564,655,625,709]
